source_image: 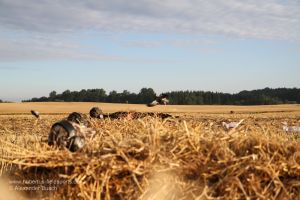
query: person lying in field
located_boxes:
[89,107,174,120]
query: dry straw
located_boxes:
[0,114,300,199]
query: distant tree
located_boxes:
[138,88,156,104]
[0,99,3,103]
[31,98,39,102]
[49,91,57,100]
[39,96,48,102]
[204,92,212,104]
[61,90,73,102]
[107,90,119,103]
[194,92,204,104]
[76,89,87,102]
[121,90,130,103]
[85,89,107,102]
[23,87,300,105]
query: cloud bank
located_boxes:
[0,0,299,39]
[0,0,299,61]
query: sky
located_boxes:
[0,0,299,101]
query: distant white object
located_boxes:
[282,122,300,132]
[222,119,244,130]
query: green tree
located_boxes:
[138,88,156,103]
[49,91,57,100]
[61,90,73,102]
[23,87,300,105]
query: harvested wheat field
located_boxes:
[0,103,300,200]
[1,102,300,114]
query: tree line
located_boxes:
[23,87,300,105]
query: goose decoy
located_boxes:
[89,107,104,119]
[67,112,89,126]
[147,94,169,107]
[282,122,300,132]
[31,110,40,118]
[222,119,244,130]
[48,120,85,152]
[68,136,85,152]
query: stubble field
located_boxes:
[0,103,300,199]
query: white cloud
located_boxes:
[0,33,124,61]
[122,38,217,48]
[0,0,299,39]
[0,0,299,61]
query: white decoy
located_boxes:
[222,119,244,130]
[282,122,300,132]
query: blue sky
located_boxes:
[0,0,299,101]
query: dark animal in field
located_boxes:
[31,110,40,118]
[90,107,104,119]
[147,94,169,107]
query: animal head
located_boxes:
[68,112,90,126]
[90,107,104,119]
